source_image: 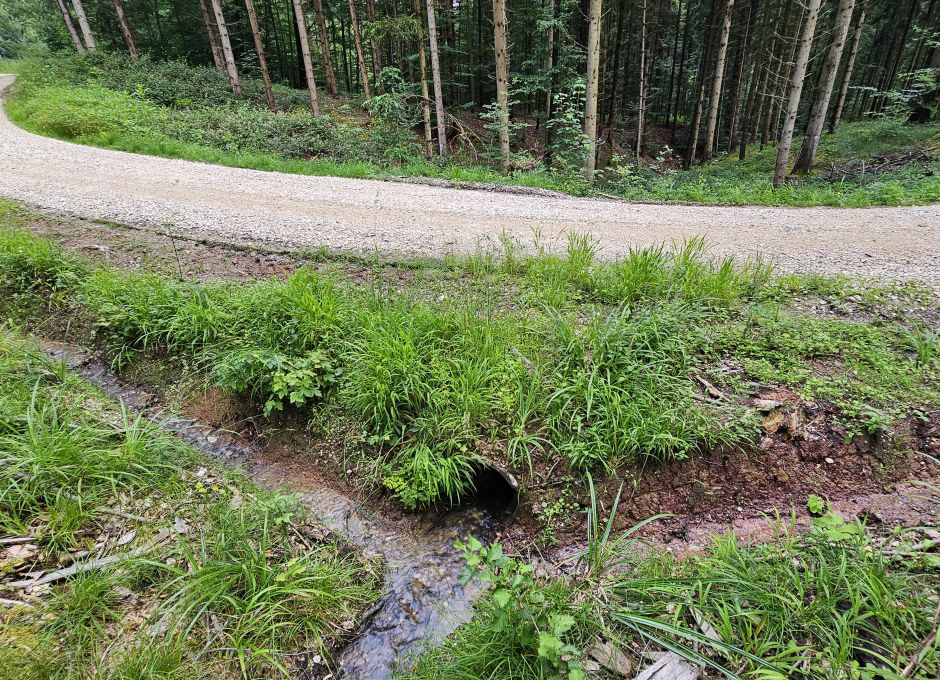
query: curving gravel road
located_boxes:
[1,74,938,283]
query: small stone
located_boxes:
[206,435,219,445]
[825,457,834,464]
[775,470,790,483]
[753,399,783,411]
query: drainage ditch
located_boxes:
[40,341,514,679]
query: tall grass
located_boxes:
[408,487,940,679]
[2,224,935,507]
[0,330,379,678]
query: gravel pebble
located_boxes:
[1,75,938,284]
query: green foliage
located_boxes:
[458,537,587,680]
[709,305,939,434]
[546,82,590,176]
[1,223,936,508]
[155,497,376,676]
[0,330,377,679]
[610,119,940,207]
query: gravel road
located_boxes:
[1,74,938,283]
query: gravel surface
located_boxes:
[1,74,938,283]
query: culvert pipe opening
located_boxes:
[463,463,519,516]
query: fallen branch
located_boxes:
[901,600,940,677]
[96,506,153,523]
[0,536,36,546]
[4,528,172,590]
[0,596,35,609]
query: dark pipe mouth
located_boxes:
[465,462,519,517]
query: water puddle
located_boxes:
[41,341,513,678]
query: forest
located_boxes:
[1,0,939,204]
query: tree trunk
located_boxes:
[365,0,384,92]
[702,0,734,162]
[56,0,86,53]
[244,0,276,111]
[670,0,692,141]
[665,0,683,131]
[636,0,649,163]
[71,0,96,50]
[545,0,556,137]
[738,0,769,159]
[112,0,139,59]
[348,0,373,99]
[415,0,434,158]
[874,0,916,113]
[291,0,322,114]
[584,0,603,181]
[728,0,757,154]
[313,0,340,95]
[493,0,511,172]
[791,0,855,173]
[760,0,792,149]
[684,0,716,169]
[209,0,242,95]
[197,0,224,70]
[426,0,447,156]
[773,0,821,188]
[605,0,628,135]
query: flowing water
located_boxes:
[41,342,513,679]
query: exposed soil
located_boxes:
[3,75,940,286]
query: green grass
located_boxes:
[1,209,937,509]
[406,489,940,679]
[0,58,21,74]
[0,330,378,678]
[609,118,940,207]
[5,53,939,206]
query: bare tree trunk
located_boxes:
[244,0,276,111]
[493,0,511,171]
[112,0,139,59]
[197,0,224,70]
[584,0,603,181]
[791,0,855,173]
[773,0,821,188]
[738,0,770,159]
[426,0,447,156]
[71,0,96,50]
[415,0,434,158]
[702,0,735,161]
[636,0,649,163]
[671,0,692,141]
[313,0,340,95]
[728,0,757,154]
[365,0,384,92]
[348,0,373,99]
[605,0,628,135]
[209,0,242,95]
[760,0,793,149]
[292,0,321,114]
[684,0,716,169]
[829,0,866,133]
[665,0,683,130]
[57,0,86,53]
[545,0,556,136]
